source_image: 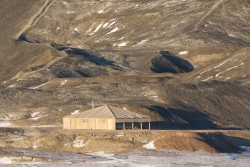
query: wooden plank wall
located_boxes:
[63,118,116,130]
[63,118,70,129]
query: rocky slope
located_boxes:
[0,0,249,130]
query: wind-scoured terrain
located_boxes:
[0,0,250,165]
[0,0,249,129]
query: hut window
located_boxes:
[83,119,88,122]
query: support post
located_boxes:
[123,122,125,130]
[140,122,142,130]
[132,122,134,129]
[149,122,150,130]
[92,100,95,109]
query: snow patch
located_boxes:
[71,110,79,115]
[103,22,109,28]
[0,122,12,127]
[202,76,213,81]
[29,115,48,121]
[89,22,103,35]
[72,137,85,148]
[150,96,158,98]
[107,21,116,28]
[143,141,156,149]
[33,144,38,150]
[215,72,222,77]
[0,157,12,164]
[29,117,43,121]
[179,51,188,55]
[200,58,232,76]
[65,161,72,165]
[61,80,67,85]
[137,39,148,45]
[85,23,95,35]
[226,63,244,72]
[97,10,104,14]
[149,96,158,101]
[117,42,128,47]
[119,37,124,40]
[73,27,80,33]
[214,58,232,69]
[106,27,119,34]
[93,22,103,33]
[226,66,239,71]
[31,112,40,118]
[228,34,235,37]
[116,134,123,137]
[88,151,115,159]
[28,82,48,89]
[215,63,244,77]
[8,84,15,88]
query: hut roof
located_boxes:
[64,105,151,122]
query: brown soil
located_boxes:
[0,0,249,142]
[154,132,218,153]
[1,128,250,154]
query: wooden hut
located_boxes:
[63,105,151,130]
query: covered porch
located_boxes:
[115,117,151,130]
[116,122,151,130]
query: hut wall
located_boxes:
[63,118,116,130]
[63,118,71,129]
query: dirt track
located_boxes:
[15,0,56,39]
[194,0,225,31]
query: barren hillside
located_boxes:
[0,0,249,130]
